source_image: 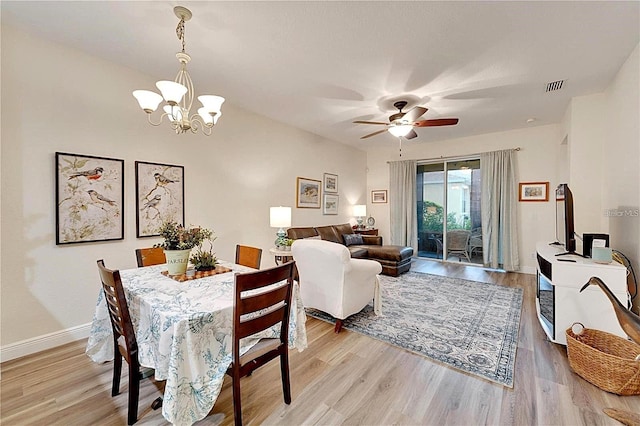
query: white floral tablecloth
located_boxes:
[86,261,307,425]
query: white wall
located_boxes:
[603,43,640,313]
[367,124,564,273]
[0,26,367,356]
[568,92,608,239]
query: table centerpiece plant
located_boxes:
[155,221,213,275]
[190,232,218,272]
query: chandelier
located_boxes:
[132,6,224,136]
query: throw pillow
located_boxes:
[343,233,363,246]
[304,235,321,240]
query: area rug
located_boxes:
[306,271,523,387]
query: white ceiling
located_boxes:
[2,1,639,150]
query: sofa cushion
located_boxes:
[348,246,369,259]
[333,223,354,242]
[343,234,364,246]
[287,227,318,240]
[365,245,414,262]
[361,235,383,245]
[316,225,341,243]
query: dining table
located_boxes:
[85,260,307,426]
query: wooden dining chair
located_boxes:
[226,261,296,426]
[235,244,262,269]
[135,247,166,267]
[97,260,162,425]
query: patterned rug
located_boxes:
[306,271,523,387]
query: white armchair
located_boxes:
[291,239,382,333]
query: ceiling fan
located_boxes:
[354,101,459,140]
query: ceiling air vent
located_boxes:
[546,80,565,92]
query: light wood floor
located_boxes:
[2,259,639,425]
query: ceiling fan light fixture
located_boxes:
[388,124,413,137]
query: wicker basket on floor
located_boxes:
[566,323,640,396]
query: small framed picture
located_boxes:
[371,190,388,204]
[55,152,124,245]
[519,182,549,202]
[296,177,321,208]
[323,173,338,193]
[323,193,339,215]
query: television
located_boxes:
[555,183,577,256]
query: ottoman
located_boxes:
[361,245,414,276]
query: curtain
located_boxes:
[480,149,519,271]
[389,160,418,252]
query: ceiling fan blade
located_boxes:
[402,106,428,123]
[404,129,418,140]
[353,120,388,125]
[414,118,459,127]
[360,129,388,139]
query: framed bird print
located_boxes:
[55,152,124,245]
[135,161,185,237]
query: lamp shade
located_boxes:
[197,107,214,125]
[270,206,291,228]
[198,95,225,113]
[388,124,413,137]
[156,80,188,104]
[198,109,222,125]
[132,90,163,112]
[353,204,366,217]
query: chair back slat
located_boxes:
[239,284,289,315]
[235,264,289,292]
[237,305,288,340]
[235,245,262,269]
[135,247,166,267]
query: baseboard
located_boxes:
[519,265,536,275]
[0,323,92,363]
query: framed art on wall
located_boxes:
[323,193,339,215]
[296,177,321,208]
[135,161,185,237]
[323,173,338,193]
[371,189,388,203]
[519,181,549,202]
[55,152,124,245]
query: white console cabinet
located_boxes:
[535,242,629,345]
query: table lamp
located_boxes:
[353,204,366,229]
[270,206,291,248]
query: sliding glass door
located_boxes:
[416,159,482,263]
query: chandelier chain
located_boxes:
[176,18,186,53]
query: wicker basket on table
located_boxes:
[566,323,640,395]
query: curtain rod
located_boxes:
[387,147,521,163]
